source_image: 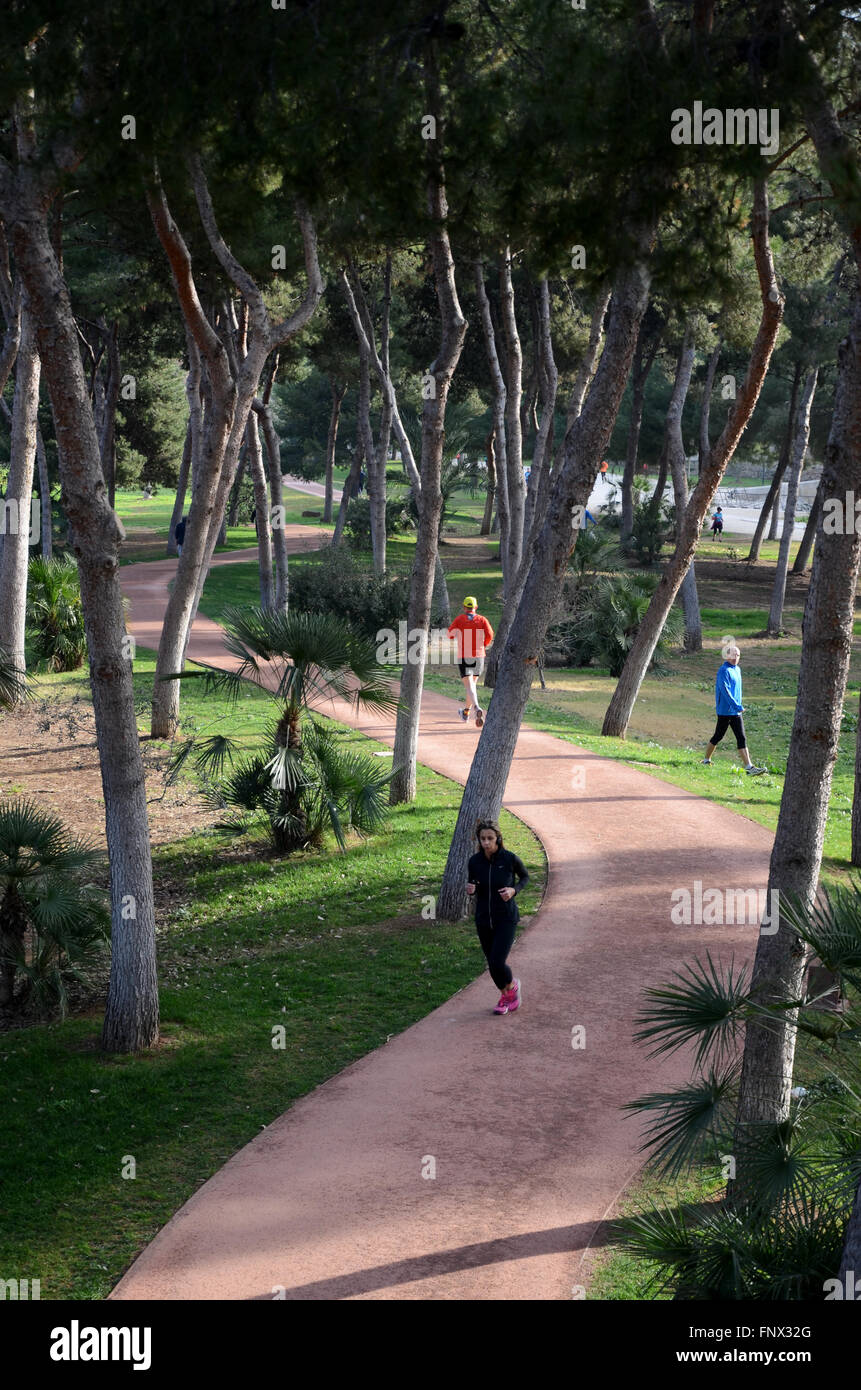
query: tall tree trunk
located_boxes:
[480,427,496,535]
[167,420,192,557]
[648,448,669,514]
[485,279,560,692]
[566,282,612,429]
[767,367,818,637]
[729,296,861,1203]
[98,318,120,508]
[247,411,274,609]
[437,240,655,922]
[324,378,346,523]
[389,63,467,805]
[697,338,721,480]
[523,279,558,545]
[0,310,40,679]
[226,441,247,527]
[475,260,510,595]
[332,436,362,551]
[747,361,802,561]
[602,180,783,738]
[168,339,201,555]
[147,164,322,737]
[254,391,289,612]
[500,245,525,577]
[664,325,702,652]
[6,188,159,1052]
[791,474,823,574]
[622,318,661,542]
[35,421,51,557]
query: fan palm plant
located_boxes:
[0,646,29,707]
[0,799,109,1022]
[619,883,861,1298]
[164,608,400,853]
[557,571,683,675]
[26,556,87,671]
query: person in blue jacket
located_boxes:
[702,642,766,774]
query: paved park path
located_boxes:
[112,530,773,1301]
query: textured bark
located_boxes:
[622,316,661,541]
[437,243,654,921]
[389,64,467,806]
[697,339,721,478]
[146,172,237,738]
[98,317,119,507]
[331,437,362,550]
[35,420,51,557]
[148,158,322,736]
[767,366,817,637]
[791,475,823,574]
[324,378,346,523]
[167,422,192,558]
[730,296,861,1199]
[602,180,783,739]
[167,335,201,556]
[341,262,421,496]
[254,391,289,611]
[566,282,612,430]
[474,261,510,594]
[480,427,496,535]
[663,326,701,652]
[748,361,801,561]
[0,310,40,678]
[4,183,158,1052]
[500,246,525,576]
[247,411,274,608]
[487,279,559,691]
[523,279,558,547]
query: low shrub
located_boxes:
[289,548,410,640]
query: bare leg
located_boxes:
[461,675,474,714]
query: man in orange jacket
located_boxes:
[448,596,494,727]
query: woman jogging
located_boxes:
[466,820,529,1014]
[702,641,766,775]
[709,506,724,539]
[448,596,494,727]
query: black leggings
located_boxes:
[710,714,746,749]
[476,919,517,990]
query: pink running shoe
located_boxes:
[493,979,521,1014]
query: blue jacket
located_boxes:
[715,661,743,716]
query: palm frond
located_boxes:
[633,952,750,1068]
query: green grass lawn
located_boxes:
[0,650,545,1298]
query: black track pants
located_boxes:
[710,713,746,749]
[476,918,517,990]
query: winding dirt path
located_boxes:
[112,534,772,1301]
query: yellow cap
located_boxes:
[463,595,477,609]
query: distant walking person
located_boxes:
[599,460,609,485]
[448,596,494,727]
[175,516,187,556]
[466,820,529,1014]
[702,641,766,775]
[710,506,724,538]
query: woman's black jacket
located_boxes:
[467,848,529,929]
